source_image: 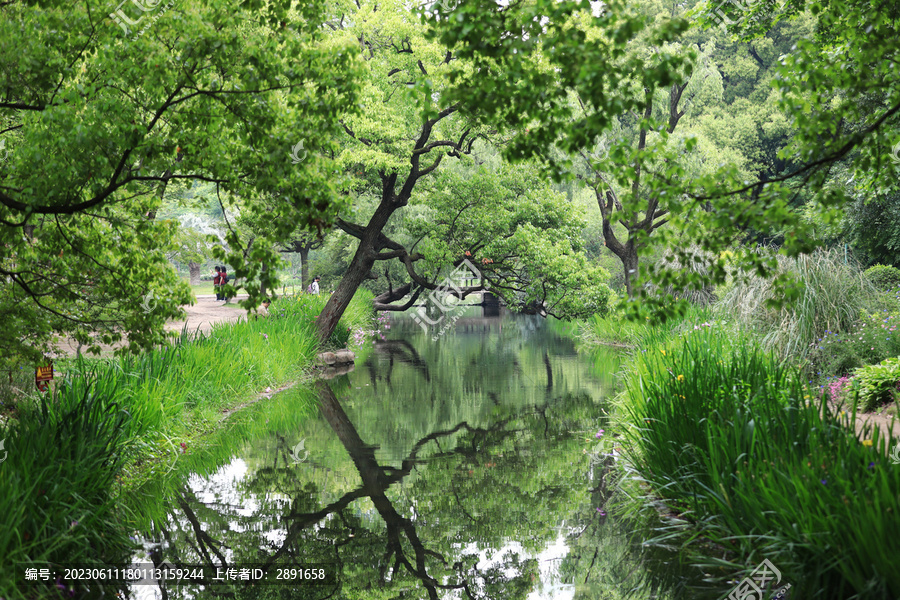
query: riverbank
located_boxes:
[575,311,900,599]
[0,291,376,599]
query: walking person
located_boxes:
[213,266,222,301]
[307,276,320,294]
[221,267,230,302]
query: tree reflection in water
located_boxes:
[142,312,716,600]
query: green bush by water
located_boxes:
[0,390,135,598]
[622,329,900,599]
[0,290,374,597]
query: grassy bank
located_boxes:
[613,326,900,598]
[572,250,900,598]
[581,250,900,413]
[0,290,373,599]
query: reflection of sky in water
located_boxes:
[468,536,575,600]
[132,457,584,599]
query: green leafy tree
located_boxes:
[433,0,900,318]
[0,0,362,360]
[393,162,613,317]
[306,0,491,341]
[844,192,900,267]
[166,224,209,285]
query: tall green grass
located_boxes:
[0,389,135,598]
[0,289,374,598]
[57,289,372,446]
[622,328,900,599]
[715,249,879,360]
[580,304,712,350]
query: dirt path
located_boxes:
[165,294,250,336]
[829,397,899,444]
[53,295,251,357]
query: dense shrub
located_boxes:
[864,264,900,291]
[851,357,900,411]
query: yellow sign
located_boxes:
[35,363,53,392]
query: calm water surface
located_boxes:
[132,308,724,599]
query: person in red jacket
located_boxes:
[220,267,230,302]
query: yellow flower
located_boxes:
[660,350,666,356]
[677,374,684,382]
[862,439,873,447]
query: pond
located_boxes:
[128,307,725,599]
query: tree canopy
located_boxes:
[2,0,899,359]
[0,0,362,360]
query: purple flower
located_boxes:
[820,479,827,485]
[596,508,606,516]
[595,429,604,438]
[868,462,876,470]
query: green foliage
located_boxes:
[431,0,692,160]
[851,357,900,412]
[715,249,877,360]
[845,194,900,269]
[0,0,364,361]
[0,389,135,597]
[865,264,900,291]
[622,328,900,598]
[806,307,900,380]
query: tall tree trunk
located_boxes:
[260,262,268,297]
[316,246,376,342]
[188,261,201,286]
[300,246,310,290]
[621,248,639,299]
[316,198,397,342]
